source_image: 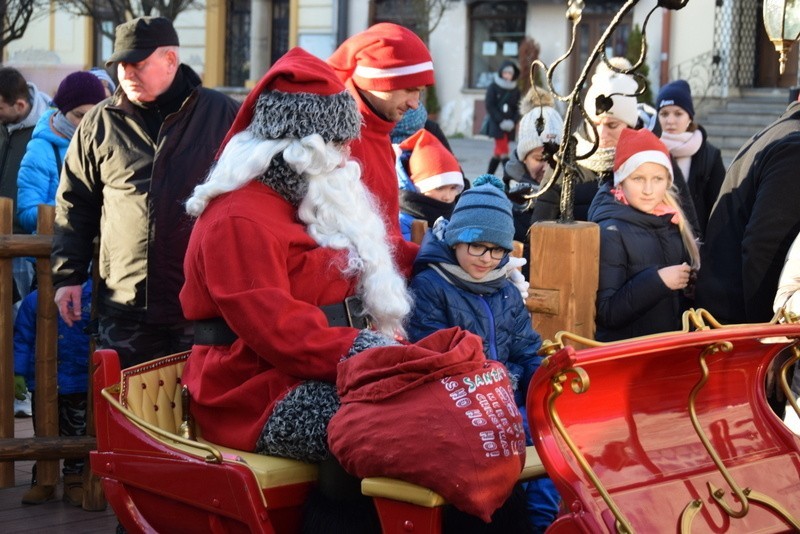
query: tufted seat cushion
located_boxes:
[116,351,317,489]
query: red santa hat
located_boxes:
[613,128,674,186]
[216,47,361,157]
[399,129,464,194]
[327,23,435,91]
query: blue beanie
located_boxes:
[657,79,694,118]
[444,175,514,251]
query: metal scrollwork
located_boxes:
[522,0,690,223]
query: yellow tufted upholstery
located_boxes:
[114,351,318,489]
[120,352,189,434]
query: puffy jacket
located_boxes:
[408,232,542,401]
[589,182,691,341]
[51,65,239,324]
[16,109,69,233]
[14,281,92,394]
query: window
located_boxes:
[468,1,526,89]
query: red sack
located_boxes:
[327,327,526,522]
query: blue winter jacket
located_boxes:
[14,280,92,394]
[17,108,68,234]
[408,232,542,403]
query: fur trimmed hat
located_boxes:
[399,129,464,194]
[657,79,694,118]
[585,66,639,128]
[216,47,361,157]
[52,71,107,114]
[328,23,434,92]
[613,128,674,186]
[445,175,514,251]
[516,106,564,160]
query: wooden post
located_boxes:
[410,219,429,245]
[527,221,599,343]
[34,205,59,488]
[0,198,13,487]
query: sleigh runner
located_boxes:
[91,309,800,533]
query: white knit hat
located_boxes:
[516,106,564,160]
[584,69,639,128]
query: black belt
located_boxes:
[194,296,371,345]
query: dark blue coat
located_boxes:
[14,281,92,394]
[408,233,542,402]
[589,183,691,342]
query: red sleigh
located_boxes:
[91,309,800,533]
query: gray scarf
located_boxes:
[51,111,76,139]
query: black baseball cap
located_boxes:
[105,17,180,67]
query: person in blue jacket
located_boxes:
[16,71,107,233]
[14,280,93,506]
[407,174,559,532]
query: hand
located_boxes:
[14,375,27,400]
[658,262,692,290]
[55,285,83,327]
[499,119,515,132]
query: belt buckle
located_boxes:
[344,296,372,329]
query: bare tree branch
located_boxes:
[0,0,38,49]
[54,0,204,40]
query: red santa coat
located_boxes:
[345,78,419,276]
[179,181,360,451]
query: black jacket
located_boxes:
[484,61,520,141]
[52,65,240,324]
[589,183,691,341]
[696,102,800,323]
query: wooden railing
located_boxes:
[0,198,103,510]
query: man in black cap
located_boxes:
[51,16,239,369]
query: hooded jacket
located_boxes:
[0,83,51,233]
[589,182,691,341]
[16,108,70,233]
[408,231,542,401]
[51,65,239,324]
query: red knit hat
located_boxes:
[613,128,673,186]
[328,23,434,91]
[399,129,464,194]
[216,47,360,157]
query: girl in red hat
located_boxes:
[588,128,700,342]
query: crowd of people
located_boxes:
[1,14,798,533]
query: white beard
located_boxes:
[189,131,412,337]
[291,136,412,338]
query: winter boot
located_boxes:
[21,484,56,505]
[487,156,501,175]
[62,473,84,507]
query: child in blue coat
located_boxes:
[408,175,559,532]
[14,280,93,506]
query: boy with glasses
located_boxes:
[407,174,560,532]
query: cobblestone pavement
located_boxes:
[449,136,498,183]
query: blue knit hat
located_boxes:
[445,175,514,251]
[657,79,694,118]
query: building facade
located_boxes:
[3,0,794,135]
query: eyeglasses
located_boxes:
[466,243,509,260]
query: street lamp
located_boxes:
[763,0,800,75]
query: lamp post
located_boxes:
[763,0,800,75]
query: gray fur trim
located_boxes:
[257,152,308,205]
[347,329,400,359]
[250,90,361,143]
[256,381,340,462]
